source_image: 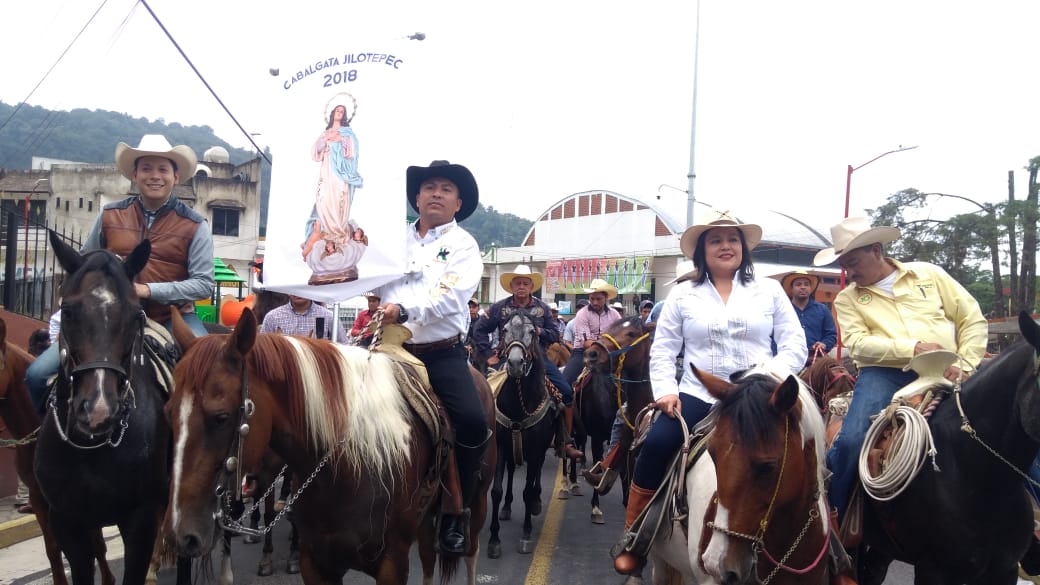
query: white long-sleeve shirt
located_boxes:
[375,220,482,344]
[649,276,807,404]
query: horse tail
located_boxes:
[438,555,460,584]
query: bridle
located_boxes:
[50,308,146,449]
[591,329,651,430]
[706,415,827,585]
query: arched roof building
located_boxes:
[481,190,840,314]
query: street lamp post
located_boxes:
[685,0,701,228]
[835,145,917,359]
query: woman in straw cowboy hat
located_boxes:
[612,209,807,575]
[26,134,215,412]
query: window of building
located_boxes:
[78,198,83,209]
[211,208,240,237]
[55,198,61,209]
[88,201,93,212]
[65,201,69,212]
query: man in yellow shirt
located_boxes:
[813,217,987,523]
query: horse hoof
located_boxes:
[591,509,605,524]
[499,509,511,521]
[286,558,300,574]
[570,482,583,496]
[530,500,543,516]
[257,561,273,577]
[557,487,570,500]
[518,539,534,554]
[243,534,261,544]
[623,576,644,585]
[487,542,502,559]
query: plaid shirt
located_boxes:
[258,301,348,342]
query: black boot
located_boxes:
[441,432,489,554]
[1022,534,1040,576]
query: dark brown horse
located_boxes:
[800,355,856,447]
[166,308,496,585]
[0,318,115,585]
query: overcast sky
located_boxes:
[4,0,1040,233]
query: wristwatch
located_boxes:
[395,303,409,324]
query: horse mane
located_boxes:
[711,366,827,486]
[181,334,414,481]
[61,249,133,300]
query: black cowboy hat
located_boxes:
[406,160,479,222]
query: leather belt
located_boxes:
[404,334,463,355]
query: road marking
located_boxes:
[524,461,567,585]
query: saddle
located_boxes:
[839,350,957,548]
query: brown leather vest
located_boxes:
[101,199,201,322]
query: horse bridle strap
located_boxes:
[594,332,651,430]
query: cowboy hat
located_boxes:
[585,278,618,300]
[665,259,696,286]
[406,160,479,222]
[813,216,900,266]
[679,209,763,259]
[114,134,197,183]
[780,270,820,296]
[610,301,624,310]
[499,264,544,292]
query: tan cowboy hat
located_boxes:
[114,134,197,183]
[679,209,763,259]
[499,264,544,292]
[780,270,820,296]
[585,278,618,300]
[665,259,696,286]
[813,216,900,266]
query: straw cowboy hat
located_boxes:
[115,134,198,184]
[813,216,900,266]
[499,264,544,292]
[780,270,820,297]
[585,278,618,300]
[406,160,479,221]
[666,259,696,286]
[679,209,763,259]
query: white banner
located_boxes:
[263,42,419,302]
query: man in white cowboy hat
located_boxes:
[563,278,622,386]
[376,160,488,555]
[25,134,214,410]
[474,264,583,459]
[813,216,987,527]
[548,302,566,337]
[780,270,837,362]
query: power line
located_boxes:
[138,0,270,165]
[0,0,111,136]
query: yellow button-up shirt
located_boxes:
[835,259,987,371]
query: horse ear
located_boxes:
[229,308,257,357]
[168,307,199,352]
[1020,311,1040,351]
[49,230,84,275]
[123,239,151,280]
[691,364,735,400]
[769,375,802,414]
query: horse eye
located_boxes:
[751,461,777,479]
[211,413,231,427]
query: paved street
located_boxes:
[0,458,1030,585]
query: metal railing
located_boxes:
[1,211,83,322]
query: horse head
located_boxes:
[584,316,650,375]
[694,365,827,584]
[49,230,150,446]
[800,355,856,413]
[501,313,537,379]
[167,308,272,557]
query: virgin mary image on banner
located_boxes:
[301,93,367,285]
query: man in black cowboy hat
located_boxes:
[376,160,488,555]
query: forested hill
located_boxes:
[0,101,532,248]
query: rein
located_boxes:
[594,331,650,430]
[49,311,146,449]
[954,352,1040,491]
[706,416,826,584]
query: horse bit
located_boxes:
[49,310,145,449]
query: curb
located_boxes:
[0,514,42,549]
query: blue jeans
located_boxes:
[26,313,208,414]
[825,366,916,521]
[631,394,713,489]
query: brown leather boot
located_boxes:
[613,483,655,575]
[561,406,583,460]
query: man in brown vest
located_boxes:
[26,135,214,410]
